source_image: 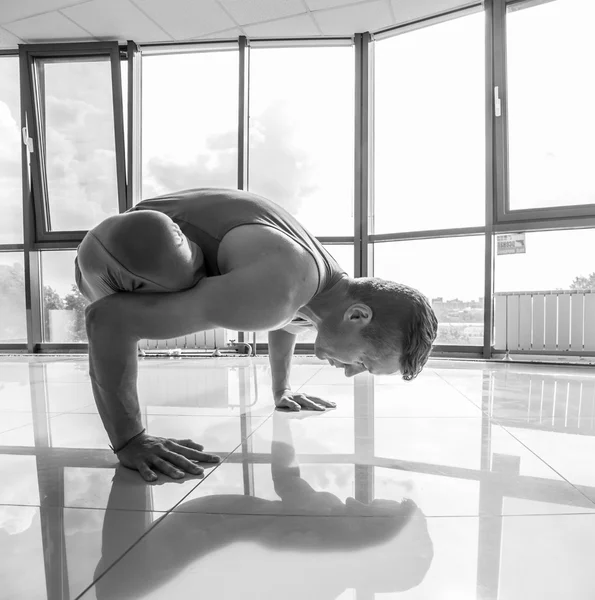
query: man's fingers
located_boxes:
[167,441,221,464]
[292,394,325,411]
[161,450,205,475]
[302,399,325,411]
[304,396,336,409]
[276,397,301,411]
[174,439,204,452]
[138,462,158,482]
[151,456,186,479]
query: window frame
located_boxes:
[19,42,127,244]
[494,0,595,224]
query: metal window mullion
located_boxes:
[493,0,508,225]
[238,36,249,192]
[109,44,128,214]
[354,33,372,279]
[126,41,142,210]
[238,36,249,345]
[484,0,497,359]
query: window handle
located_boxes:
[22,126,34,153]
[494,86,502,117]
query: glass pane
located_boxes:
[142,52,238,199]
[40,56,121,231]
[41,250,89,343]
[0,252,26,343]
[374,12,485,234]
[507,0,595,210]
[254,244,354,344]
[374,237,485,346]
[249,47,355,237]
[324,244,354,279]
[495,229,595,293]
[0,56,23,243]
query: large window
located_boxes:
[41,251,88,343]
[249,46,355,237]
[0,56,22,244]
[141,50,238,200]
[506,0,595,212]
[374,12,485,234]
[374,236,485,346]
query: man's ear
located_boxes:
[344,303,373,326]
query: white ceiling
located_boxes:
[0,0,477,48]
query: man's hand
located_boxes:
[116,433,221,482]
[274,389,337,412]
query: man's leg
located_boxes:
[75,212,205,303]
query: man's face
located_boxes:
[314,307,401,377]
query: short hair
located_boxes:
[347,278,438,381]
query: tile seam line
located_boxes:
[2,501,593,519]
[496,420,595,509]
[433,369,486,413]
[74,410,274,599]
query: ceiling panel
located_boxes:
[0,0,89,25]
[390,0,476,25]
[62,0,172,42]
[198,26,243,40]
[314,0,394,35]
[219,0,306,26]
[0,0,478,48]
[3,11,91,42]
[0,26,22,47]
[244,13,321,37]
[305,0,366,10]
[132,0,237,39]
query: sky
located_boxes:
[1,0,595,303]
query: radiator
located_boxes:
[494,290,595,352]
[138,328,229,356]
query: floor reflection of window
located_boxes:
[0,506,46,599]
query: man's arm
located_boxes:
[268,326,337,412]
[268,328,298,399]
[85,260,300,480]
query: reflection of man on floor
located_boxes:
[95,412,434,600]
[76,188,438,480]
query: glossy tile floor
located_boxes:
[2,356,595,599]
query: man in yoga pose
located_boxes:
[77,188,438,482]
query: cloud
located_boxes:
[142,98,320,218]
[0,101,23,244]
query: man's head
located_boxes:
[314,277,438,380]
